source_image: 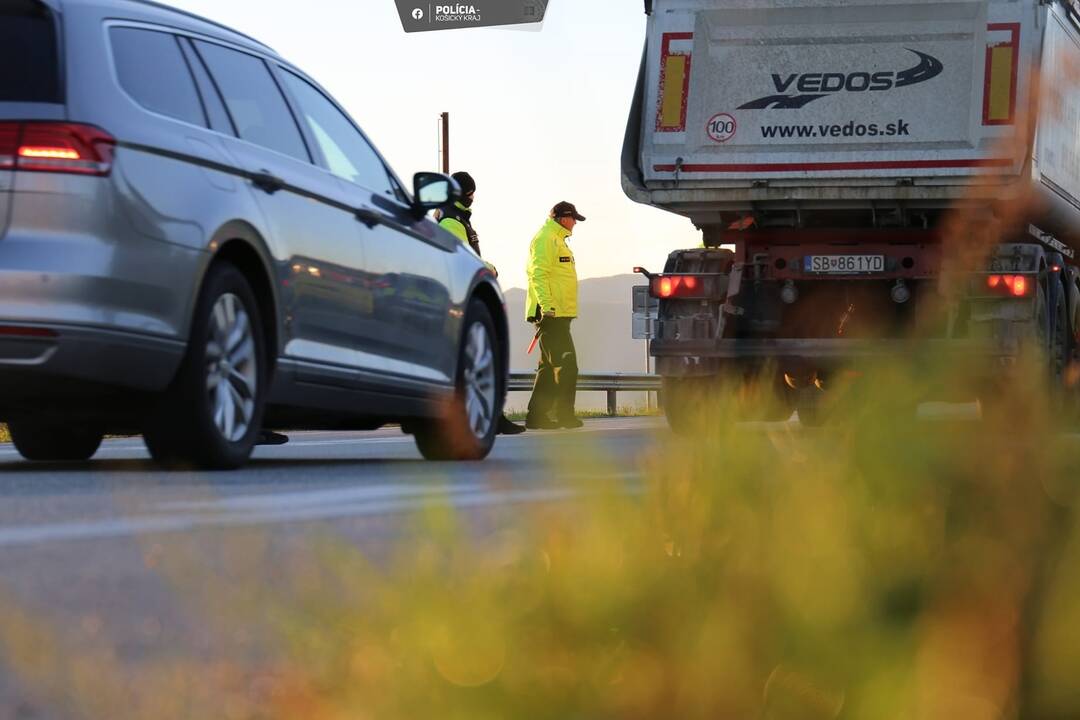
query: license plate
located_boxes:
[805,255,885,274]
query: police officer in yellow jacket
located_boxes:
[525,201,586,430]
[439,172,525,435]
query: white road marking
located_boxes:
[0,485,584,548]
[158,482,487,512]
[0,420,664,461]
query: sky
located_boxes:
[168,0,702,291]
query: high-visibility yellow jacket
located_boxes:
[438,202,474,250]
[526,218,578,320]
[439,203,497,275]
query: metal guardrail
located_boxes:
[508,372,662,416]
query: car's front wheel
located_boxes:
[8,422,104,462]
[413,299,502,461]
[143,262,267,470]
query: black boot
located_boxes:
[498,415,526,435]
[525,415,560,430]
[257,430,290,446]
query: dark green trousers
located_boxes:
[527,317,578,422]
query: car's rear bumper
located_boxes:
[0,323,185,420]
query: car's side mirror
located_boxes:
[412,172,461,218]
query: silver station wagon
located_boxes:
[0,0,508,468]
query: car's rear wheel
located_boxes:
[8,422,103,462]
[414,299,502,461]
[143,262,267,470]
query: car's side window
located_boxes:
[177,37,235,136]
[193,40,310,162]
[110,27,206,127]
[279,70,396,197]
[389,174,411,205]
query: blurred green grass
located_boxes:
[2,353,1080,719]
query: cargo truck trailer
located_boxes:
[623,0,1080,428]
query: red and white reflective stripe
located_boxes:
[654,157,1015,174]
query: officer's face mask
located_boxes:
[461,193,475,208]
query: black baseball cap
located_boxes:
[552,201,586,222]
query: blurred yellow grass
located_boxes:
[1,352,1080,719]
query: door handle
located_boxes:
[355,208,383,229]
[251,170,285,194]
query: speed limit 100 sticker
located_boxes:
[706,113,737,143]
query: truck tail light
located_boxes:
[0,122,115,176]
[650,274,713,299]
[986,274,1033,298]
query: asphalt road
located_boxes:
[0,408,1001,716]
[0,418,663,547]
[0,418,671,716]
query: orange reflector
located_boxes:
[983,24,1019,126]
[985,46,1015,122]
[659,55,688,129]
[656,33,693,132]
[987,275,1001,288]
[1011,275,1027,297]
[658,277,674,298]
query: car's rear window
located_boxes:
[110,28,206,126]
[0,0,61,103]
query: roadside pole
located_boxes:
[645,341,653,411]
[439,112,450,174]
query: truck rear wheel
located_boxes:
[1046,277,1072,420]
[795,388,828,428]
[662,371,793,435]
[980,279,1069,424]
[662,377,712,435]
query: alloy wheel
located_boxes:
[204,293,258,442]
[462,320,497,439]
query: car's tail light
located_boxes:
[0,122,115,176]
[985,274,1033,298]
[0,123,18,170]
[649,274,716,299]
[0,325,57,338]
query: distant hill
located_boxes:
[502,274,653,413]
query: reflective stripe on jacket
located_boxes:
[439,203,497,274]
[439,202,481,255]
[526,218,578,320]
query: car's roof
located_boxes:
[58,0,279,57]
